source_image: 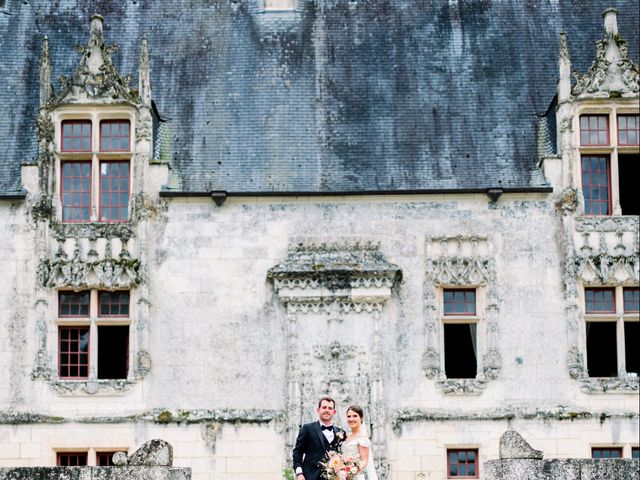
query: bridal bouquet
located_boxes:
[321,451,361,480]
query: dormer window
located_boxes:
[57,114,132,223]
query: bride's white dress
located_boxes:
[343,434,378,480]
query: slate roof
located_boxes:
[0,0,638,196]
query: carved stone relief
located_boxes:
[37,238,142,290]
[571,10,639,99]
[423,236,501,394]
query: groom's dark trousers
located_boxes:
[292,421,344,480]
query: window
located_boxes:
[447,449,478,478]
[591,447,623,459]
[580,115,609,146]
[59,326,90,379]
[100,120,130,151]
[61,121,92,152]
[57,452,88,466]
[56,450,125,466]
[99,161,130,222]
[59,117,131,223]
[632,447,639,459]
[61,162,92,222]
[443,289,478,379]
[584,287,639,378]
[57,290,131,381]
[579,112,639,216]
[581,156,611,215]
[96,451,119,466]
[618,115,639,145]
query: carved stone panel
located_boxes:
[423,236,501,394]
[268,242,400,479]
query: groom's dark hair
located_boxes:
[318,396,336,409]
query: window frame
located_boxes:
[56,289,132,382]
[56,451,89,466]
[56,110,134,224]
[440,287,482,380]
[446,448,479,479]
[577,106,640,217]
[583,286,639,378]
[591,447,623,459]
[61,120,92,153]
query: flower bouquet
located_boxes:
[321,450,361,480]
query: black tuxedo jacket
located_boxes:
[292,421,344,480]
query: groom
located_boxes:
[292,396,345,480]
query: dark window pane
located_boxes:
[624,322,638,375]
[586,322,617,377]
[444,324,477,379]
[97,326,129,379]
[618,154,640,216]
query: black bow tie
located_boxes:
[321,425,333,431]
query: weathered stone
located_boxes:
[499,430,544,459]
[112,451,128,466]
[127,439,173,466]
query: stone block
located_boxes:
[581,459,640,480]
[499,430,544,459]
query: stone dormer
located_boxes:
[554,8,639,394]
[26,15,165,395]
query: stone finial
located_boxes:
[603,8,618,35]
[572,8,639,98]
[87,14,106,74]
[39,36,51,107]
[126,439,173,466]
[139,35,151,106]
[558,32,571,103]
[499,430,544,460]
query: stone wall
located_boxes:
[484,431,639,480]
[0,440,191,480]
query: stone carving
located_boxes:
[499,430,544,459]
[130,193,168,223]
[578,376,639,393]
[421,348,440,379]
[268,242,401,311]
[36,112,54,144]
[313,341,357,402]
[39,36,52,107]
[50,221,136,240]
[427,256,494,286]
[135,350,152,378]
[37,238,142,289]
[439,378,487,395]
[48,15,140,106]
[572,9,639,98]
[48,379,134,395]
[556,188,579,215]
[576,216,639,233]
[423,236,501,393]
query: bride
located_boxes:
[343,405,378,480]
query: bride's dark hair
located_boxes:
[347,405,364,419]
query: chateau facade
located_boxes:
[0,1,638,479]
